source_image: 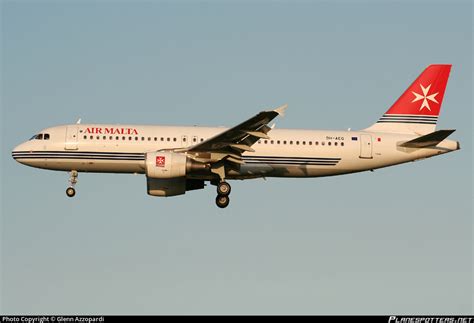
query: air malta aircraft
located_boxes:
[12,65,459,208]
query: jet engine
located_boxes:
[145,151,208,179]
[145,151,208,197]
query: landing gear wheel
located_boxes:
[217,181,231,196]
[215,195,230,209]
[66,187,76,197]
[66,170,78,197]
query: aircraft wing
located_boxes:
[183,104,287,164]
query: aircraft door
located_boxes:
[359,134,373,159]
[65,125,79,150]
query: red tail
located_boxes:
[385,64,451,117]
[365,65,452,134]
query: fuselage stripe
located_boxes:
[12,151,145,156]
[13,156,145,161]
[377,120,437,125]
[243,156,341,160]
[244,161,338,166]
[12,151,342,165]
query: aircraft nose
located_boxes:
[12,144,21,153]
[12,142,29,162]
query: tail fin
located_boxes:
[365,64,452,134]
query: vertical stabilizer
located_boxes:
[365,64,451,134]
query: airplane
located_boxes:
[12,64,459,208]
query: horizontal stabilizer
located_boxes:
[399,129,456,148]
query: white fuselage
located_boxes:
[12,124,459,179]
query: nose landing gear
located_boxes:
[66,170,78,197]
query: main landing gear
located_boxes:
[66,170,78,197]
[215,181,231,209]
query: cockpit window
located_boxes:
[29,133,50,140]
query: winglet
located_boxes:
[274,104,288,117]
[76,118,82,124]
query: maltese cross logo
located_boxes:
[156,156,165,167]
[411,83,439,111]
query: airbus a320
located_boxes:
[12,65,459,208]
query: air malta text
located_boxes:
[85,127,138,135]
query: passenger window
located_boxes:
[44,134,50,140]
[122,136,126,140]
[135,137,138,141]
[309,141,312,145]
[277,140,280,144]
[103,136,106,140]
[271,140,274,144]
[283,140,287,145]
[183,137,186,142]
[315,141,319,146]
[109,136,113,140]
[296,141,299,145]
[83,135,87,139]
[141,137,145,141]
[128,137,132,140]
[328,142,332,146]
[335,142,338,146]
[96,136,100,140]
[322,142,325,146]
[90,135,94,140]
[173,138,177,142]
[290,141,293,145]
[200,138,204,142]
[341,142,344,146]
[167,138,170,142]
[154,137,157,141]
[264,140,268,144]
[116,136,119,140]
[161,137,164,141]
[148,137,151,141]
[302,141,306,145]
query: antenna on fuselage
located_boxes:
[76,118,82,124]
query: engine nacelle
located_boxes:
[146,151,209,178]
[147,178,205,197]
[146,151,187,179]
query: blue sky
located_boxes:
[1,0,472,314]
